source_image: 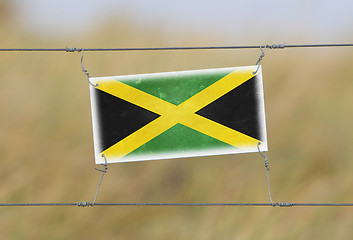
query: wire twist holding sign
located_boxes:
[92,154,109,206]
[76,154,109,207]
[81,49,98,87]
[66,47,98,87]
[257,142,274,206]
[253,46,267,75]
[252,43,285,75]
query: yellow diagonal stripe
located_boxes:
[93,78,176,115]
[101,116,176,158]
[179,114,259,148]
[91,68,261,160]
[178,69,255,111]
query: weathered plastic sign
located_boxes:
[90,66,267,164]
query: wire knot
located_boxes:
[76,202,93,207]
[65,47,82,52]
[264,159,269,169]
[274,202,293,207]
[267,44,286,49]
[95,154,108,173]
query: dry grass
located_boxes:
[1,12,353,240]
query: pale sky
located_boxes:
[11,0,353,42]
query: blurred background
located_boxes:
[1,0,353,239]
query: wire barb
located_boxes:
[92,154,108,206]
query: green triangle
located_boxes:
[124,124,235,158]
[118,69,232,105]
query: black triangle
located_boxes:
[92,88,160,153]
[196,76,263,141]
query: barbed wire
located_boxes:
[0,43,352,52]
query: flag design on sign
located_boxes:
[90,66,267,164]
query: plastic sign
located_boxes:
[90,66,267,164]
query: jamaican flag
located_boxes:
[90,66,267,164]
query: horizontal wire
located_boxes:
[1,42,353,208]
[1,202,353,207]
[0,203,78,206]
[0,43,352,52]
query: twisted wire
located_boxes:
[0,43,352,52]
[0,202,352,207]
